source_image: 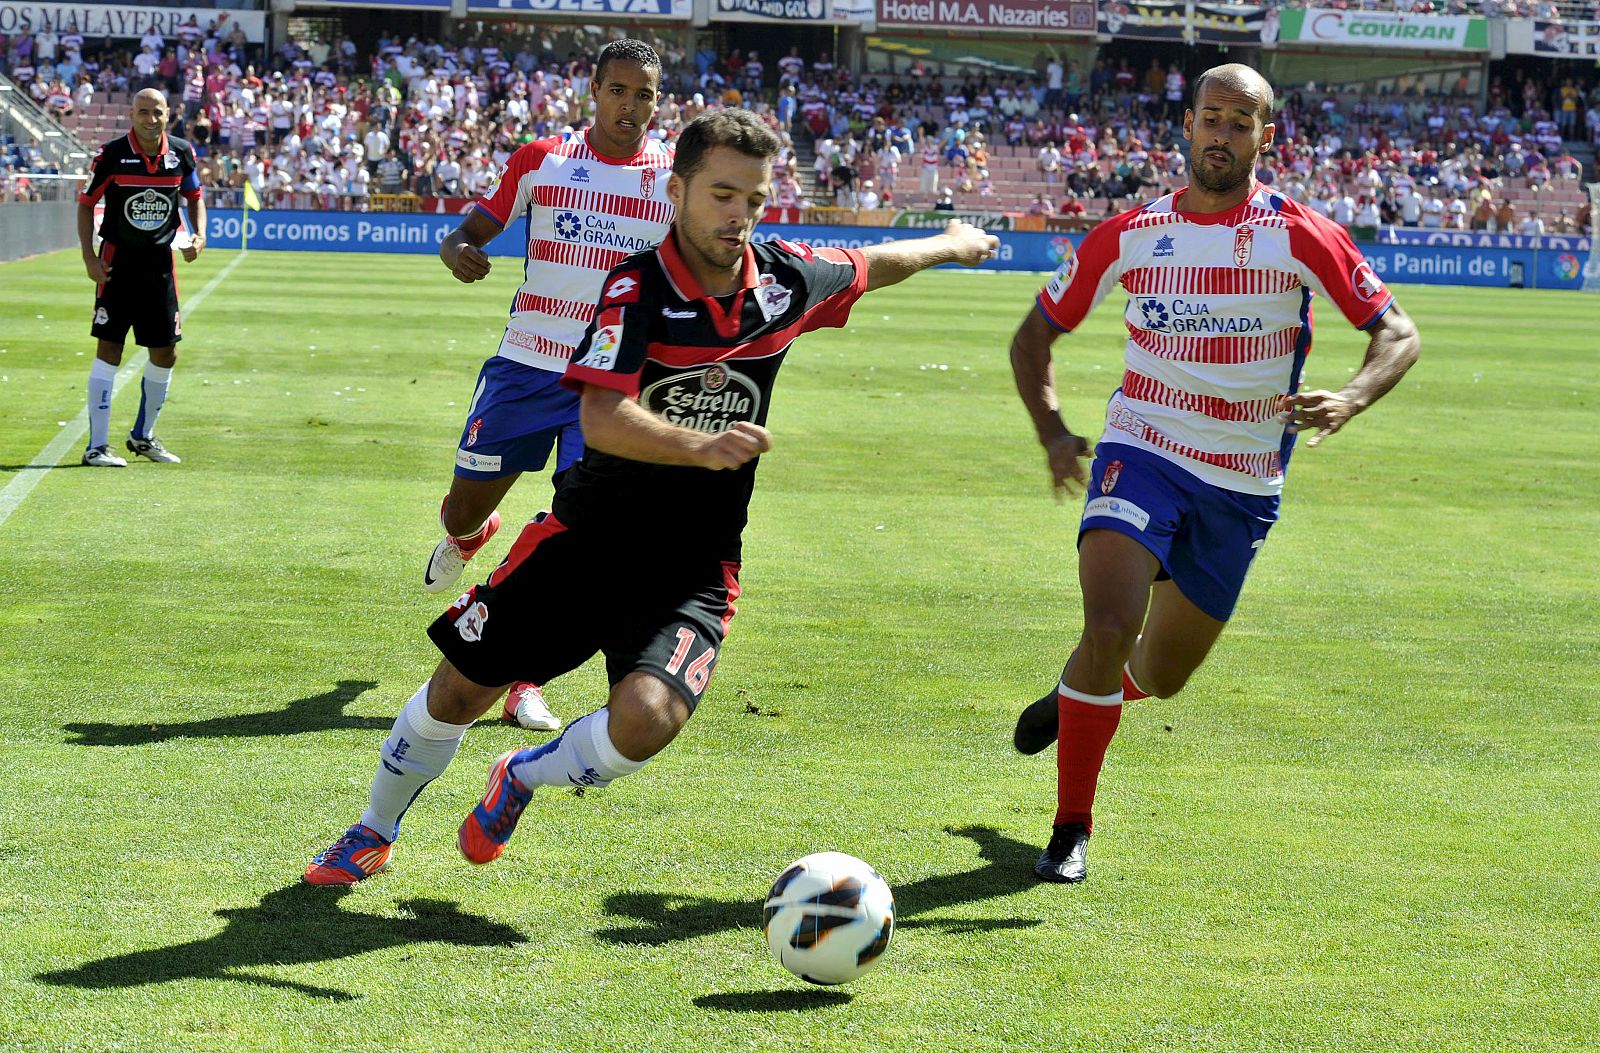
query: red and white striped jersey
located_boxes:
[474,131,674,372]
[1036,183,1392,495]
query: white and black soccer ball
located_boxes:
[763,852,895,985]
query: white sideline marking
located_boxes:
[0,252,246,529]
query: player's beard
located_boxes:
[1189,145,1254,195]
[681,208,748,272]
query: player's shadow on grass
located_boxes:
[37,882,525,1000]
[63,679,387,746]
[598,825,1043,950]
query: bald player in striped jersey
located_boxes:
[426,39,675,733]
[1008,64,1421,884]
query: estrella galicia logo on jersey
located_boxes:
[640,167,655,199]
[1101,459,1123,495]
[642,365,762,435]
[1152,234,1175,258]
[93,306,109,326]
[1234,225,1253,268]
[466,416,484,448]
[569,165,591,183]
[1351,260,1385,302]
[124,188,173,232]
[554,211,583,240]
[454,600,490,643]
[1138,298,1170,331]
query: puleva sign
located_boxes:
[1279,8,1488,50]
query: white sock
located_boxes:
[358,683,470,842]
[132,363,172,440]
[87,359,117,450]
[509,708,645,791]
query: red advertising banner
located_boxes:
[877,0,1094,32]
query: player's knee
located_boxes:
[424,661,504,724]
[1079,611,1141,667]
[1136,665,1192,700]
[607,673,691,762]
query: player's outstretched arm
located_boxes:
[859,219,999,292]
[580,386,772,471]
[1282,302,1421,447]
[1010,305,1091,497]
[439,210,501,284]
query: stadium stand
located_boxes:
[1,14,1594,236]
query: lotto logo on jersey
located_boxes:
[1044,253,1079,302]
[1351,260,1385,302]
[603,273,640,305]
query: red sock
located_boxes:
[1055,686,1124,831]
[1121,664,1151,701]
[440,495,494,556]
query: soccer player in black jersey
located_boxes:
[304,110,999,885]
[76,88,205,467]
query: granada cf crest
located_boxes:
[640,167,656,199]
[1101,459,1123,495]
[466,416,484,447]
[1233,225,1253,268]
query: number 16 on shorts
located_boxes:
[664,627,717,698]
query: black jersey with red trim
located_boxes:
[556,233,870,561]
[78,132,201,257]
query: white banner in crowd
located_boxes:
[0,3,266,41]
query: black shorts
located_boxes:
[427,514,741,711]
[91,245,181,348]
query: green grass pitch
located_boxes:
[0,248,1596,1052]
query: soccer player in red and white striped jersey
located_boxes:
[430,40,672,731]
[1008,65,1421,884]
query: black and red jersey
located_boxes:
[556,233,870,561]
[78,131,201,258]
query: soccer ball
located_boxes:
[763,852,895,985]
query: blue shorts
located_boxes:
[454,357,584,481]
[1079,442,1279,622]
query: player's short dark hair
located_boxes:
[1192,65,1275,124]
[672,110,780,185]
[595,39,661,86]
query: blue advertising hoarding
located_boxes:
[205,210,1592,291]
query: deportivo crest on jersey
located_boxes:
[466,416,484,447]
[640,167,655,199]
[755,276,792,321]
[1102,459,1123,494]
[1234,225,1253,268]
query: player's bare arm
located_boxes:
[182,195,206,262]
[579,385,772,471]
[439,209,500,284]
[77,202,109,282]
[1009,305,1092,496]
[1282,302,1421,447]
[859,219,999,291]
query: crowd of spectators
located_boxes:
[0,15,1594,240]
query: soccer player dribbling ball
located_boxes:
[425,40,676,733]
[76,88,205,467]
[1008,65,1421,883]
[303,109,998,886]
